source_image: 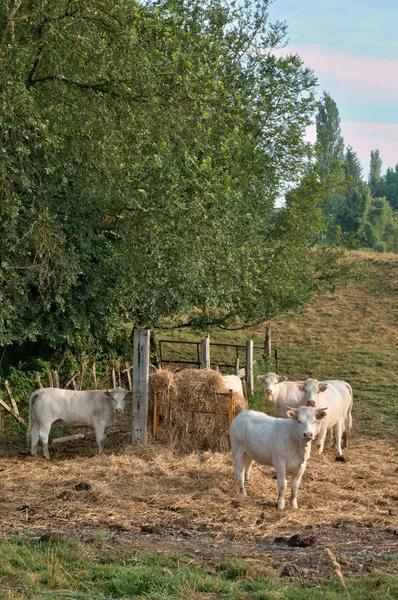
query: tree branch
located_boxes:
[1,0,22,42]
[27,73,146,102]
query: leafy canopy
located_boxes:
[0,0,353,353]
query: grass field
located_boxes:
[0,535,397,600]
[0,250,397,599]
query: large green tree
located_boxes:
[315,92,346,220]
[373,164,398,211]
[0,0,352,358]
[368,149,383,194]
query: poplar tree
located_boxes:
[369,150,383,193]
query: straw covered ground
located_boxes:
[0,416,397,580]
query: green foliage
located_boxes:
[345,146,363,186]
[373,163,398,211]
[369,149,383,193]
[314,96,398,252]
[315,92,345,182]
[0,0,355,372]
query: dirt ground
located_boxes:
[0,419,397,581]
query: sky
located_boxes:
[267,0,398,177]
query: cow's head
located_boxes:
[300,378,328,407]
[105,387,132,414]
[257,373,287,401]
[286,405,327,441]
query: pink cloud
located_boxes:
[307,123,398,173]
[286,46,398,95]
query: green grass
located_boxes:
[0,537,397,600]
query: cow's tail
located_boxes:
[343,383,353,448]
[26,390,40,450]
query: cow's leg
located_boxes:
[39,423,52,460]
[93,422,106,454]
[343,411,352,448]
[329,426,335,447]
[244,454,254,484]
[274,460,287,510]
[290,462,307,509]
[334,420,343,458]
[316,425,327,454]
[31,422,40,457]
[233,446,247,495]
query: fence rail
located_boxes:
[158,339,280,372]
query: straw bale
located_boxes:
[150,368,248,453]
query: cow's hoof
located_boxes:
[335,455,348,462]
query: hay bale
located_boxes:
[150,368,248,453]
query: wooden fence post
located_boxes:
[235,357,240,376]
[264,323,271,358]
[52,370,60,388]
[201,334,210,369]
[92,360,97,388]
[124,361,133,391]
[34,372,44,389]
[131,328,150,446]
[47,371,54,388]
[246,339,254,397]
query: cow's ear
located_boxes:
[257,375,265,382]
[298,383,305,392]
[319,383,328,392]
[316,408,328,420]
[104,391,111,397]
[286,407,298,420]
[125,391,132,399]
[277,376,287,383]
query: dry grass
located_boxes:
[150,368,247,452]
[0,431,397,552]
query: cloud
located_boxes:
[282,46,398,96]
[307,123,398,174]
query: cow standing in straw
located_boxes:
[27,387,131,459]
[230,405,327,509]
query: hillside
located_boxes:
[259,251,398,441]
[162,251,398,442]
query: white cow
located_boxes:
[230,406,327,509]
[322,380,353,447]
[221,375,245,400]
[257,373,304,417]
[299,378,347,459]
[27,387,132,459]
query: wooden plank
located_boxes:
[52,433,85,444]
[131,328,150,446]
[228,390,234,428]
[153,390,158,440]
[4,380,19,415]
[123,361,133,391]
[0,396,26,426]
[66,372,80,389]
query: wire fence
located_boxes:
[0,586,123,600]
[0,526,397,599]
[1,527,397,560]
